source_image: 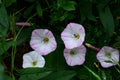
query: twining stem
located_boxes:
[10,14,16,80]
[10,13,37,80]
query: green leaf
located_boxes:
[17,68,52,75]
[62,1,76,11]
[0,40,13,55]
[79,0,96,22]
[44,42,68,70]
[0,63,4,80]
[3,75,12,80]
[83,65,102,80]
[0,4,9,38]
[25,0,37,2]
[16,28,32,45]
[43,70,76,80]
[0,0,1,4]
[80,13,86,23]
[2,0,16,7]
[97,5,115,38]
[19,71,52,80]
[18,68,52,80]
[36,3,43,17]
[24,4,35,17]
[59,14,68,21]
[0,64,12,80]
[58,0,76,11]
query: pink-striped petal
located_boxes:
[96,46,119,68]
[64,45,86,66]
[22,51,45,68]
[30,29,57,55]
[61,23,85,49]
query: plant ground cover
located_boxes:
[0,0,120,80]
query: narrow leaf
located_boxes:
[0,4,9,38]
[57,0,76,11]
[43,70,76,80]
[36,3,42,17]
[97,5,115,38]
[18,68,52,80]
[62,1,76,11]
[24,4,35,17]
[0,63,4,80]
[0,40,13,55]
[17,68,52,75]
[79,0,96,22]
[26,0,37,2]
[19,71,52,80]
[0,0,2,4]
[3,0,16,7]
[84,65,102,80]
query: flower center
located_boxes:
[32,61,37,66]
[74,34,80,39]
[43,37,49,43]
[105,52,111,57]
[69,50,75,55]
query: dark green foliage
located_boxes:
[57,0,76,11]
[36,2,43,17]
[0,4,9,38]
[0,40,13,55]
[97,5,115,39]
[0,64,12,80]
[0,6,13,79]
[79,0,97,22]
[0,63,4,80]
[2,0,16,7]
[0,0,120,80]
[18,68,52,80]
[25,0,37,3]
[42,70,76,80]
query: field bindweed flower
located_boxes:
[64,45,86,66]
[30,29,57,55]
[97,46,119,68]
[22,51,45,68]
[61,23,85,49]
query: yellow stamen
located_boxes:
[43,37,49,43]
[74,34,80,39]
[70,50,75,55]
[32,61,37,66]
[105,52,111,57]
